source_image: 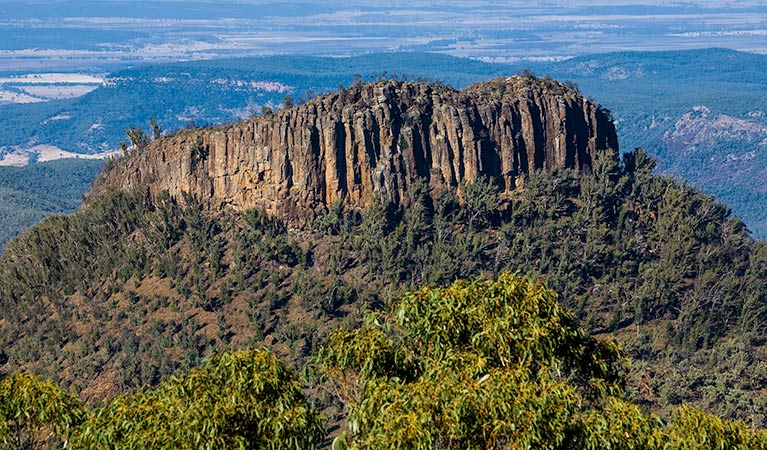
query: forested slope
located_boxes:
[1,147,765,428]
[0,159,102,247]
[4,274,767,449]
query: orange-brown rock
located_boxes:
[88,76,618,222]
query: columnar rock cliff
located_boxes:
[88,76,618,222]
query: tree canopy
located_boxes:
[1,350,324,450]
[3,275,767,448]
[0,372,84,450]
[318,274,767,449]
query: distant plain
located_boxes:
[1,1,766,76]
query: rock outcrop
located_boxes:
[88,76,618,222]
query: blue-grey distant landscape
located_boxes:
[1,0,766,75]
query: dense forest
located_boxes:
[0,158,102,247]
[1,146,766,443]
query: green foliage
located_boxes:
[124,126,149,151]
[149,117,163,140]
[459,176,500,229]
[579,397,665,449]
[579,400,767,450]
[577,398,767,449]
[0,189,156,306]
[318,274,623,448]
[1,148,766,429]
[75,349,324,449]
[0,372,84,449]
[664,406,767,449]
[319,275,767,449]
[3,276,766,449]
[0,351,323,449]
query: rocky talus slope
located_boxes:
[88,77,617,221]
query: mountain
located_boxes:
[1,76,767,434]
[88,77,616,222]
[2,49,766,243]
[0,53,511,247]
[0,76,615,399]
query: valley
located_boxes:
[1,1,766,74]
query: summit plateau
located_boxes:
[88,76,617,222]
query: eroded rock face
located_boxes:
[88,77,618,222]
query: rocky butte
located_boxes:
[88,76,618,222]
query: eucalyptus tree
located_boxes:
[0,372,84,450]
[75,350,325,449]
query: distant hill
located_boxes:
[0,159,102,247]
[0,53,509,154]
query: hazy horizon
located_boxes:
[0,0,765,75]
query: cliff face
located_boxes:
[88,76,618,222]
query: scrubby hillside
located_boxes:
[0,79,766,431]
[4,275,767,449]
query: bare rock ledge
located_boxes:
[88,76,618,223]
